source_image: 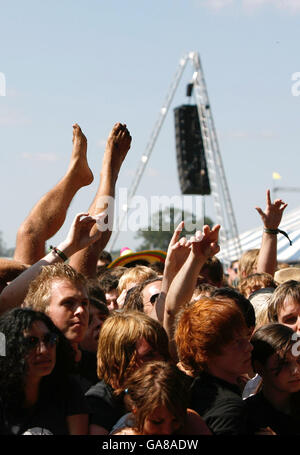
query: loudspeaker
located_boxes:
[174,104,211,195]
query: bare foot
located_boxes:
[68,123,94,186]
[102,122,131,178]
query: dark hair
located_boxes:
[98,271,119,293]
[212,287,256,328]
[123,285,144,312]
[89,298,109,316]
[123,361,189,433]
[149,261,165,275]
[251,323,295,373]
[123,277,162,313]
[268,280,300,323]
[198,257,224,286]
[229,259,239,269]
[86,278,107,304]
[0,308,75,411]
[98,250,112,263]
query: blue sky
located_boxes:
[1,0,300,254]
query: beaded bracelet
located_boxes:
[49,245,68,262]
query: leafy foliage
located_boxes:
[135,207,213,251]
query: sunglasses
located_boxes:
[23,332,59,351]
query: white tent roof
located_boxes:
[218,206,300,264]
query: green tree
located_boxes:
[135,207,213,251]
[0,231,14,257]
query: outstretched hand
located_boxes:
[255,189,287,229]
[169,224,221,263]
[186,224,221,259]
[63,213,102,255]
[164,221,191,277]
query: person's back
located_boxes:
[189,372,247,435]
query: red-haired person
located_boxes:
[175,297,253,435]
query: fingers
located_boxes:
[255,206,264,217]
[211,224,221,234]
[178,237,189,247]
[181,224,221,246]
[266,189,271,206]
[73,213,90,224]
[188,230,204,244]
[170,221,184,246]
[171,235,189,250]
[195,230,204,241]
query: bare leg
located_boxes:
[14,124,93,265]
[69,122,131,278]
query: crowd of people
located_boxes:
[0,121,300,436]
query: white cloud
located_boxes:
[21,152,58,162]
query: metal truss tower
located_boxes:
[109,51,242,262]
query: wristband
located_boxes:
[263,228,292,246]
[49,245,68,262]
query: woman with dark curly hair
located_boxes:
[0,308,89,434]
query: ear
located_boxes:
[132,406,137,415]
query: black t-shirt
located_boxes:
[85,380,126,432]
[0,396,10,435]
[244,391,300,435]
[75,350,98,393]
[189,372,248,435]
[2,375,88,435]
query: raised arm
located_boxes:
[163,224,220,361]
[0,213,102,315]
[255,189,288,277]
[0,259,29,284]
[150,221,190,323]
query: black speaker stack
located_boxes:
[174,104,211,195]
